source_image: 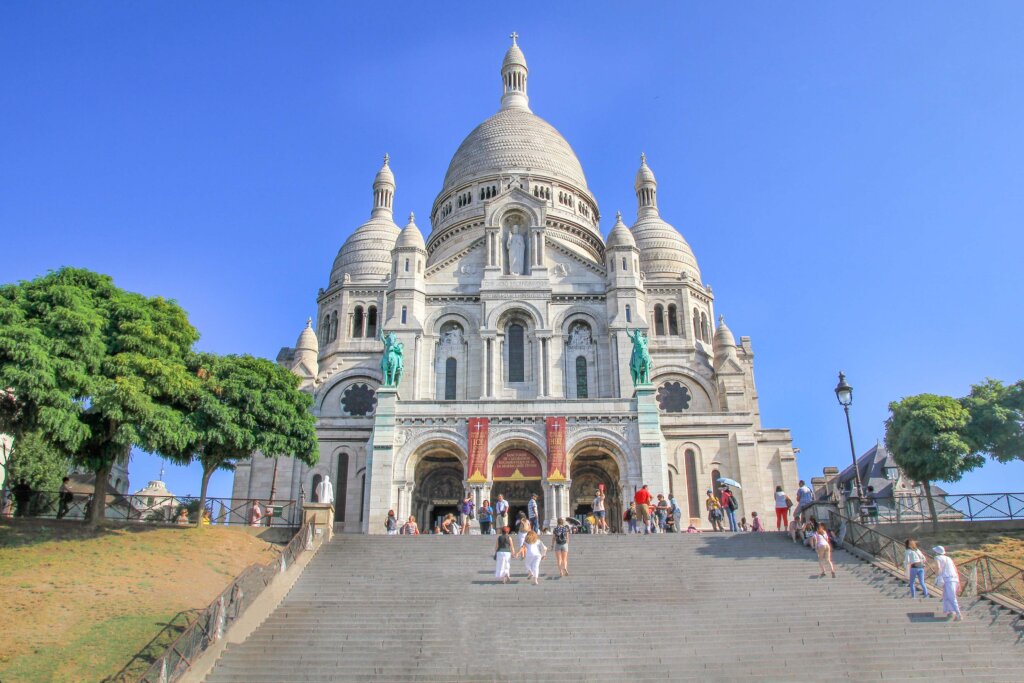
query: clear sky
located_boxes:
[3,3,1023,500]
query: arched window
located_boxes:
[575,356,588,398]
[418,260,422,273]
[366,306,378,339]
[700,312,709,342]
[711,468,721,499]
[444,357,457,400]
[335,453,349,522]
[668,305,679,336]
[311,473,323,503]
[693,307,700,341]
[330,311,338,342]
[508,323,525,382]
[404,258,410,272]
[401,306,407,324]
[352,306,364,338]
[654,304,665,336]
[684,449,700,518]
[321,315,330,343]
[621,257,627,271]
[625,305,632,323]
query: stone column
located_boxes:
[363,387,399,533]
[634,384,669,496]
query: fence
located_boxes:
[1,490,299,527]
[862,492,1024,523]
[831,508,1024,612]
[108,521,317,683]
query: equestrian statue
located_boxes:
[626,328,653,386]
[379,329,405,387]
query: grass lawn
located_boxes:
[0,521,281,682]
[907,528,1024,568]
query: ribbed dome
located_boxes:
[606,212,636,249]
[396,213,425,249]
[331,216,400,284]
[713,315,735,350]
[296,318,319,353]
[632,215,701,281]
[503,43,527,70]
[441,108,589,193]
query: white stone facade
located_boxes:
[232,36,799,533]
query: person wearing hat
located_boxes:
[932,546,963,620]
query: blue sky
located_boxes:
[3,3,1023,500]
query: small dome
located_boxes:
[375,153,395,187]
[634,152,656,191]
[606,211,636,249]
[396,212,426,250]
[331,216,400,284]
[632,215,701,281]
[503,37,527,70]
[296,318,319,353]
[713,315,736,350]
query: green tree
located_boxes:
[4,431,72,492]
[961,378,1024,464]
[885,393,984,530]
[174,353,318,528]
[0,268,199,524]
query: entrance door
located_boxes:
[491,448,544,530]
[569,450,622,532]
[490,481,543,530]
[412,452,465,533]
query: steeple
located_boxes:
[500,32,530,112]
[634,152,659,219]
[371,153,395,219]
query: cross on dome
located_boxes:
[510,31,518,45]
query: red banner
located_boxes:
[467,418,489,483]
[546,416,567,482]
[492,449,542,481]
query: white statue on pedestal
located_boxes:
[506,224,525,275]
[316,475,335,506]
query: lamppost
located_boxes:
[834,371,864,504]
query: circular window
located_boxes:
[341,383,377,417]
[656,382,692,413]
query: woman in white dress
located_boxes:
[515,511,532,547]
[494,526,516,584]
[516,530,547,585]
[933,546,963,620]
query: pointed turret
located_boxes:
[634,152,658,219]
[371,153,395,219]
[290,318,319,387]
[500,32,530,111]
[713,315,739,371]
[606,211,636,249]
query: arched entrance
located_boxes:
[569,446,622,532]
[490,447,543,529]
[412,449,465,533]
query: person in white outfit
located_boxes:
[494,526,516,583]
[516,530,547,585]
[932,546,963,620]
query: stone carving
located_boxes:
[394,429,408,446]
[456,262,479,276]
[626,328,653,385]
[440,327,463,348]
[656,381,692,413]
[567,323,592,349]
[342,273,351,284]
[552,263,570,277]
[341,383,377,417]
[506,224,525,275]
[379,329,404,387]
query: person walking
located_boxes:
[706,490,724,532]
[656,494,670,533]
[478,499,494,535]
[401,515,419,535]
[494,526,516,583]
[527,493,540,534]
[634,484,652,535]
[592,488,607,534]
[904,539,929,599]
[516,511,532,547]
[669,494,682,533]
[720,485,738,532]
[933,546,963,620]
[494,494,509,531]
[624,501,638,534]
[795,479,814,521]
[774,485,791,531]
[812,523,835,578]
[459,494,474,535]
[57,477,73,519]
[517,529,547,585]
[750,511,764,532]
[385,509,399,535]
[551,517,571,576]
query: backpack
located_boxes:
[727,495,738,511]
[554,526,568,545]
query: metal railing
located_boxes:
[110,521,317,683]
[1,491,299,527]
[861,492,1024,523]
[831,507,1024,612]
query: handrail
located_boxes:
[107,521,317,683]
[825,492,1024,523]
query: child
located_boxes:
[739,516,749,531]
[686,524,702,533]
[750,511,764,532]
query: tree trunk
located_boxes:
[89,461,111,526]
[922,479,939,533]
[195,464,214,530]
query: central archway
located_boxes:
[569,445,623,532]
[489,447,544,529]
[412,447,465,533]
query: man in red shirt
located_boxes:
[634,484,652,535]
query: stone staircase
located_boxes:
[204,532,1024,682]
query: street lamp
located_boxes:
[834,371,864,503]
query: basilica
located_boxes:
[231,36,799,533]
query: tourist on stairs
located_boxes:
[527,493,540,535]
[517,529,547,585]
[904,538,929,599]
[719,485,738,532]
[551,517,571,576]
[774,485,791,530]
[706,491,724,532]
[441,513,457,535]
[516,511,532,547]
[592,488,607,534]
[478,499,494,535]
[460,494,474,535]
[812,523,835,578]
[400,515,419,535]
[932,546,963,621]
[385,509,398,535]
[494,526,515,584]
[494,494,509,531]
[634,484,652,534]
[750,511,764,532]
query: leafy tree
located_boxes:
[0,268,199,524]
[885,393,984,530]
[961,378,1024,464]
[4,431,72,492]
[174,353,318,528]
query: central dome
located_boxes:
[441,108,590,193]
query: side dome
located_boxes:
[630,153,701,281]
[395,212,425,250]
[331,217,400,284]
[441,108,590,194]
[606,211,636,249]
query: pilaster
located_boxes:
[634,384,669,496]
[363,387,399,533]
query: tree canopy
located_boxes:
[961,378,1024,464]
[885,393,984,529]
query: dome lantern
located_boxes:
[635,152,659,220]
[500,32,530,112]
[372,153,395,219]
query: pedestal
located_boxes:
[634,383,669,496]
[364,387,400,534]
[301,503,335,542]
